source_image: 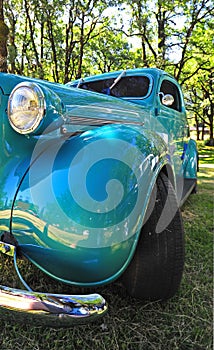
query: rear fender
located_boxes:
[182,139,198,179]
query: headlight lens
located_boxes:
[8,82,45,134]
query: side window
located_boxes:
[160,80,182,112]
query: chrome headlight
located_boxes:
[8,82,46,134]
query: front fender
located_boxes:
[11,125,169,286]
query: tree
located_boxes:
[173,0,214,82]
[187,70,213,144]
[117,0,213,73]
[0,0,9,72]
[4,0,17,74]
[180,14,214,145]
[118,0,188,68]
[4,0,110,82]
[85,28,137,74]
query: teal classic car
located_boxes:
[0,68,198,327]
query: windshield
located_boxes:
[77,75,151,99]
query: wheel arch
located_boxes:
[183,139,198,179]
[160,162,176,189]
[9,125,177,287]
[120,160,176,273]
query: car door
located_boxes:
[156,76,189,189]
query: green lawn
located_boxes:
[0,142,213,350]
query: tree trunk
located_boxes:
[0,0,9,72]
[201,122,205,140]
[24,0,43,78]
[155,0,167,65]
[195,114,200,141]
[76,12,85,79]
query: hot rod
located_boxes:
[0,68,198,326]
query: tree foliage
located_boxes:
[2,0,214,141]
[85,28,138,74]
[4,0,110,82]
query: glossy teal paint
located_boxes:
[182,139,198,179]
[0,68,197,286]
[11,125,168,285]
[0,72,150,233]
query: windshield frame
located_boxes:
[72,73,154,100]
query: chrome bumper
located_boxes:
[0,241,107,327]
[0,285,107,327]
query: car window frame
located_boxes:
[159,78,182,112]
[76,74,154,100]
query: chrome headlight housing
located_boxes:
[8,82,46,134]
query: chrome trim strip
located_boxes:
[65,115,144,126]
[0,285,107,327]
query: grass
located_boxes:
[0,142,213,350]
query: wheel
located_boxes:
[121,172,185,301]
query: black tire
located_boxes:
[121,172,185,301]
